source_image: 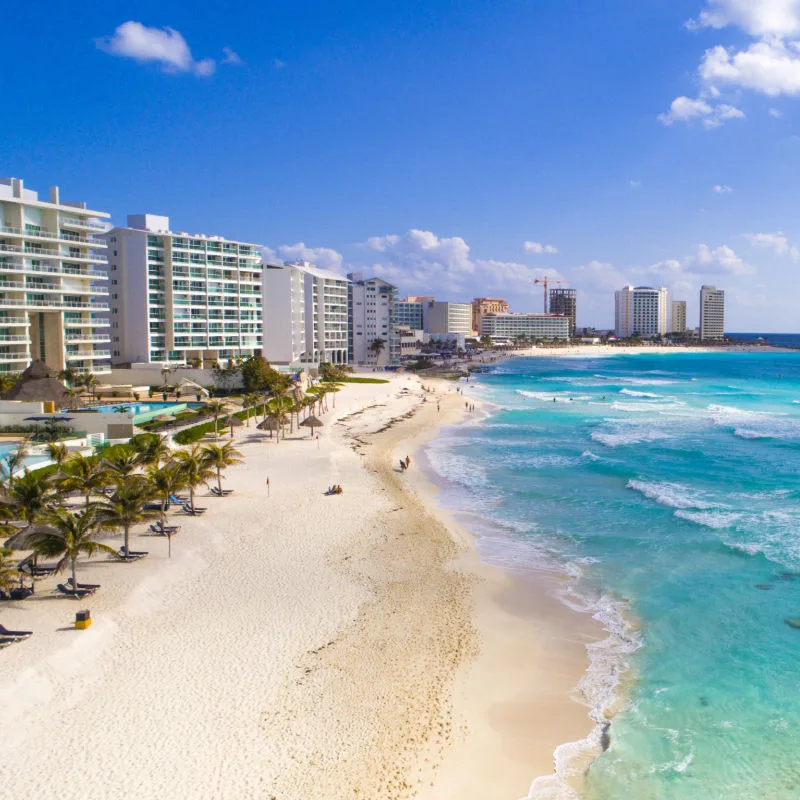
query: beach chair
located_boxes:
[169,494,189,504]
[57,583,96,599]
[149,522,180,535]
[0,623,32,640]
[8,587,33,601]
[66,577,100,591]
[181,505,207,516]
[117,546,148,561]
[210,486,233,496]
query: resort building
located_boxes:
[548,288,577,338]
[397,325,424,358]
[347,273,399,366]
[262,260,349,365]
[700,285,725,341]
[0,178,111,375]
[479,313,570,341]
[671,300,687,334]
[471,297,509,335]
[614,285,669,339]
[260,263,306,365]
[394,299,426,330]
[106,215,263,366]
[423,301,472,335]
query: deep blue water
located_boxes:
[427,352,800,799]
[728,332,800,349]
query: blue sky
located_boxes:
[2,0,800,330]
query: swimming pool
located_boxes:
[87,401,205,424]
[0,442,53,473]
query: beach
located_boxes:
[0,372,600,800]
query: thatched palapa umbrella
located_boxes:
[224,414,243,437]
[299,415,323,438]
[257,417,281,439]
[1,360,81,409]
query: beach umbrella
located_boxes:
[224,414,243,437]
[257,418,281,430]
[154,414,176,424]
[299,415,323,437]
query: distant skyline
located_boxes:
[3,0,800,330]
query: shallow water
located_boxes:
[426,352,800,799]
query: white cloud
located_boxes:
[658,95,745,128]
[687,243,753,274]
[97,21,215,76]
[700,39,800,96]
[523,240,559,254]
[274,59,286,69]
[769,106,784,116]
[222,47,243,66]
[571,260,631,293]
[688,0,800,38]
[713,184,734,192]
[629,180,642,188]
[265,242,345,273]
[743,230,800,259]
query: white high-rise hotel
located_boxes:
[700,285,725,341]
[0,178,111,375]
[615,285,670,338]
[262,260,349,365]
[347,273,400,366]
[106,215,263,365]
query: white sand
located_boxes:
[0,373,600,800]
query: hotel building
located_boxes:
[471,297,509,335]
[424,301,472,335]
[106,215,263,366]
[262,260,349,365]
[347,273,399,366]
[548,288,577,338]
[671,300,687,334]
[480,312,570,341]
[394,299,426,330]
[699,285,725,341]
[614,285,669,339]
[0,178,111,375]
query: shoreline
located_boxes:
[0,372,613,799]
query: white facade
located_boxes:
[700,285,725,341]
[261,263,306,364]
[262,260,348,365]
[424,301,472,335]
[671,300,687,333]
[106,215,263,365]
[614,286,670,339]
[347,273,399,366]
[480,313,570,341]
[0,178,111,375]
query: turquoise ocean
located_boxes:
[424,352,800,800]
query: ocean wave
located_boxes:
[627,480,718,510]
[591,428,672,447]
[516,390,593,402]
[619,389,663,398]
[674,510,742,529]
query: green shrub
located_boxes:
[341,377,390,384]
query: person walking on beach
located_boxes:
[400,459,406,472]
[406,455,411,469]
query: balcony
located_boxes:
[66,349,111,361]
[0,316,29,326]
[0,259,107,279]
[65,334,111,343]
[0,297,109,311]
[0,352,31,363]
[60,217,107,232]
[0,225,106,247]
[0,334,29,343]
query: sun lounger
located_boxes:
[17,556,57,578]
[8,587,33,601]
[66,577,100,591]
[169,494,189,504]
[0,624,32,640]
[57,583,96,599]
[181,505,207,515]
[0,637,21,649]
[210,486,233,496]
[116,547,147,561]
[149,522,180,535]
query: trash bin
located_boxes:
[75,609,92,630]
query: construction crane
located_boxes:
[534,277,570,313]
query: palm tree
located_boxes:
[98,476,156,556]
[82,372,99,402]
[242,393,260,427]
[6,469,54,527]
[46,442,69,471]
[200,442,242,494]
[28,506,116,595]
[146,462,188,527]
[0,548,21,594]
[57,366,79,387]
[174,445,216,509]
[59,453,110,507]
[266,397,291,442]
[102,446,140,484]
[321,381,340,409]
[369,338,386,363]
[64,386,81,410]
[204,400,229,442]
[131,434,171,467]
[0,503,17,539]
